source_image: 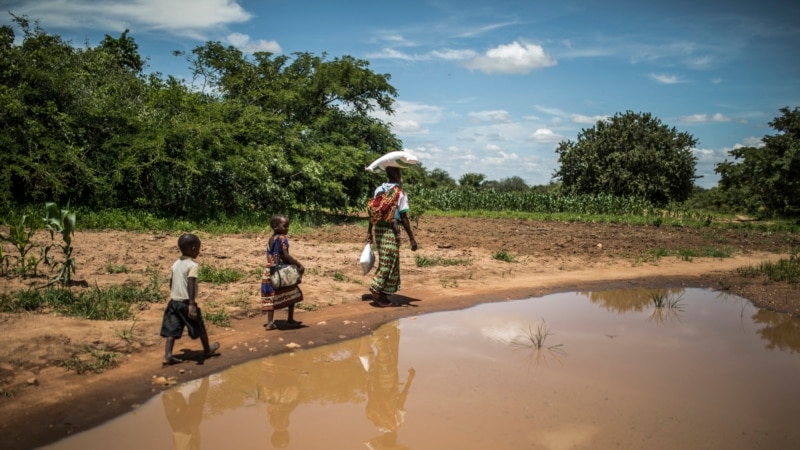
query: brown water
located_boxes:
[41,288,800,449]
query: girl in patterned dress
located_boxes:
[261,214,305,330]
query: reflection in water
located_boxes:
[509,319,566,369]
[581,287,686,313]
[361,323,415,449]
[753,308,800,353]
[162,377,209,450]
[261,359,302,448]
[41,289,800,450]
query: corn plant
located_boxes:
[0,214,41,277]
[44,202,77,286]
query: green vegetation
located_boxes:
[43,202,77,286]
[203,302,231,328]
[637,246,734,263]
[492,250,516,263]
[106,264,131,274]
[650,291,685,310]
[716,107,800,217]
[0,214,42,277]
[555,111,698,205]
[198,265,246,284]
[0,282,162,319]
[737,251,800,287]
[414,255,470,267]
[60,346,119,374]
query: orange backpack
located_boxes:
[367,185,402,225]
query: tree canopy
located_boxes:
[553,111,698,205]
[0,16,402,218]
[715,107,800,216]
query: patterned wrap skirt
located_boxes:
[370,221,401,295]
[261,267,303,311]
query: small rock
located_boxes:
[317,321,327,325]
[285,342,301,349]
[27,377,39,386]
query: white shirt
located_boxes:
[170,257,199,300]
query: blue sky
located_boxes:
[3,0,799,188]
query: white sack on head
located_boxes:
[365,151,420,172]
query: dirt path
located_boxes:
[1,216,798,449]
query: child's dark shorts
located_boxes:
[160,299,207,339]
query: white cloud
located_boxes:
[571,114,607,124]
[12,0,252,40]
[463,41,557,74]
[430,48,478,60]
[367,48,425,61]
[528,128,562,143]
[372,100,444,135]
[469,110,512,123]
[226,33,281,53]
[679,113,737,123]
[650,73,685,84]
[739,136,764,147]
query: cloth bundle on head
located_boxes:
[365,151,420,172]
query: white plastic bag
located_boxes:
[359,242,375,275]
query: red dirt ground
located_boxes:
[1,216,799,449]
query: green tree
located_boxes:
[459,172,487,189]
[715,107,800,216]
[182,43,401,214]
[554,111,698,205]
[484,176,529,192]
[427,168,457,188]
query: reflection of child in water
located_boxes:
[362,323,415,450]
[162,377,209,450]
[261,359,302,448]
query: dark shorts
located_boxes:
[160,299,207,339]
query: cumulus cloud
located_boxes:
[528,128,562,143]
[11,0,252,40]
[463,41,557,74]
[226,32,281,53]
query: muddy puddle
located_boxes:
[42,288,800,449]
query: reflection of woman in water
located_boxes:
[261,359,302,448]
[162,377,209,450]
[362,323,415,450]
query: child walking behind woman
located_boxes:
[261,214,305,330]
[161,233,220,365]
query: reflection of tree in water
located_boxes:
[752,309,800,354]
[580,288,686,314]
[361,322,415,450]
[162,377,209,450]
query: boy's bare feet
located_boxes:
[204,342,220,357]
[162,356,184,366]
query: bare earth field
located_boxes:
[1,216,799,449]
